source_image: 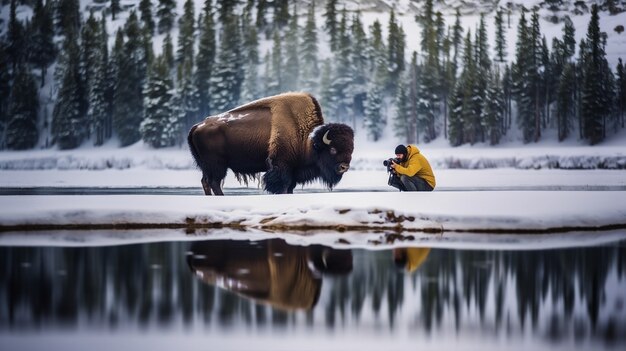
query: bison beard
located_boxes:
[188,93,355,195]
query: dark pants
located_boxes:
[388,173,433,192]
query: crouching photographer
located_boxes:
[385,144,436,192]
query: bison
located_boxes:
[187,92,354,195]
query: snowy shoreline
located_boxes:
[1,192,624,235]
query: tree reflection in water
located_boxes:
[0,236,624,346]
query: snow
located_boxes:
[1,126,625,244]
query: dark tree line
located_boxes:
[1,0,625,150]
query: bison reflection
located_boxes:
[187,239,353,311]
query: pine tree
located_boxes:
[329,8,353,124]
[29,0,56,87]
[483,69,504,145]
[319,59,335,121]
[111,0,121,21]
[217,0,238,24]
[393,78,411,143]
[256,0,269,37]
[451,8,463,77]
[494,9,507,63]
[195,0,216,116]
[556,62,576,141]
[350,11,368,117]
[6,66,39,150]
[140,56,175,148]
[173,61,198,144]
[6,0,25,73]
[162,33,175,71]
[562,16,576,60]
[617,58,626,129]
[387,10,405,95]
[240,24,260,103]
[300,1,320,94]
[447,78,465,146]
[177,0,196,67]
[113,12,147,146]
[266,30,283,96]
[88,16,111,146]
[364,82,384,141]
[81,12,101,115]
[407,52,419,144]
[324,0,338,51]
[210,16,243,112]
[580,5,609,144]
[52,36,87,149]
[0,45,11,149]
[56,0,81,38]
[283,3,300,92]
[157,0,176,34]
[513,10,539,143]
[274,0,290,29]
[139,0,155,34]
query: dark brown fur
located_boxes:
[188,92,354,195]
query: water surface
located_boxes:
[1,235,624,350]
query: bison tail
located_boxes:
[188,124,204,170]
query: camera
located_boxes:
[383,158,401,172]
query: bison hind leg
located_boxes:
[201,177,212,195]
[209,180,224,196]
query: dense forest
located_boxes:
[1,0,625,151]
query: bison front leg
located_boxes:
[263,162,293,194]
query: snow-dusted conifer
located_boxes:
[324,0,338,51]
[157,0,176,34]
[177,0,195,67]
[494,9,506,63]
[113,12,146,146]
[283,3,300,92]
[300,1,320,95]
[265,30,283,96]
[139,0,155,34]
[210,16,243,112]
[174,61,199,142]
[141,55,175,148]
[52,36,86,149]
[29,0,56,87]
[195,0,216,116]
[6,66,39,150]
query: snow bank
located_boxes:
[1,192,624,234]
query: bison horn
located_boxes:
[322,130,332,145]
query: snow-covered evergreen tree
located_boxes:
[300,1,320,95]
[283,3,300,92]
[580,5,611,145]
[349,11,368,117]
[174,61,199,143]
[324,0,338,51]
[110,0,121,21]
[393,77,411,143]
[157,0,176,34]
[162,33,175,71]
[494,9,506,63]
[364,82,384,141]
[52,36,86,149]
[195,0,216,116]
[210,16,243,112]
[113,12,147,146]
[266,30,283,96]
[240,16,260,103]
[387,10,405,95]
[6,66,39,150]
[139,0,155,34]
[87,14,111,146]
[483,69,504,145]
[29,0,56,87]
[177,0,195,67]
[140,55,175,148]
[80,11,102,129]
[329,8,353,124]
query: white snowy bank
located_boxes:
[1,191,624,235]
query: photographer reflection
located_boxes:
[393,247,431,273]
[385,144,436,192]
[187,239,353,311]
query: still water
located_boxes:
[1,235,625,351]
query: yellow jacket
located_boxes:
[395,145,436,189]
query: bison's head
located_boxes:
[311,123,354,187]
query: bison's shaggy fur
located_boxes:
[188,92,354,195]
